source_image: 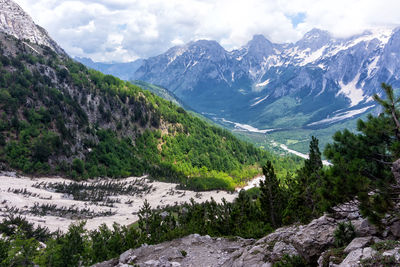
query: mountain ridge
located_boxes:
[130,27,399,132]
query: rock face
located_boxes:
[0,0,65,55]
[94,203,400,267]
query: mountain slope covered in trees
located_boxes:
[0,31,303,189]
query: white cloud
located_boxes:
[13,0,400,62]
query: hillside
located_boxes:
[130,80,186,108]
[0,31,278,189]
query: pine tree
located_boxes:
[322,83,400,224]
[373,83,400,141]
[259,161,284,228]
[304,136,323,174]
[283,136,324,224]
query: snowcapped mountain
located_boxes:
[132,28,400,130]
[0,0,65,55]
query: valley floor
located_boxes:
[0,174,239,232]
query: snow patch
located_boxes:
[336,74,365,107]
[299,45,327,66]
[307,105,374,126]
[221,118,274,133]
[250,94,269,106]
[255,79,270,88]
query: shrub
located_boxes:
[334,222,356,248]
[273,254,308,267]
[72,158,85,174]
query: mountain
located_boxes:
[132,28,398,135]
[0,0,271,189]
[0,0,65,55]
[75,57,143,81]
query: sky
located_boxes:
[14,0,400,63]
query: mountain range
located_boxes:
[133,28,399,130]
[76,27,400,152]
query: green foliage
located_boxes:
[322,84,399,224]
[183,176,235,191]
[283,136,324,224]
[72,158,85,175]
[273,254,308,267]
[333,222,356,248]
[180,250,187,257]
[260,161,285,227]
[2,230,39,267]
[360,253,398,266]
[371,240,400,252]
[320,247,347,267]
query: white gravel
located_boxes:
[0,175,239,232]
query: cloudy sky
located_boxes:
[14,0,400,62]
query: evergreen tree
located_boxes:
[373,82,400,141]
[284,136,324,224]
[323,83,399,224]
[259,161,284,228]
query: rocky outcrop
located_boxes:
[94,201,400,267]
[0,0,66,55]
[92,234,255,267]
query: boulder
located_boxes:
[351,218,377,237]
[382,248,400,261]
[291,215,337,261]
[344,237,373,253]
[339,247,376,266]
[390,220,400,238]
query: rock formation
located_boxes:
[0,0,66,55]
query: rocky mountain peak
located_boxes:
[0,0,66,55]
[296,28,332,50]
[246,34,274,55]
[187,39,225,54]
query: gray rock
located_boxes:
[352,218,377,236]
[339,248,363,267]
[0,0,66,55]
[339,247,377,267]
[361,247,377,260]
[143,259,160,266]
[91,258,119,267]
[392,159,400,185]
[119,249,135,264]
[344,237,373,253]
[382,248,400,261]
[272,241,298,257]
[390,220,400,238]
